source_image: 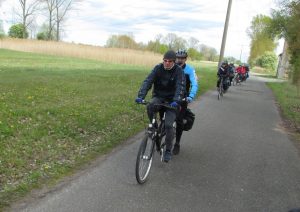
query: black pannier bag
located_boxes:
[183,108,195,131]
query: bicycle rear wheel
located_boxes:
[232,76,236,86]
[218,81,223,100]
[135,134,155,184]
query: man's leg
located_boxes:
[216,77,221,88]
[163,109,177,162]
[146,97,162,124]
[174,103,187,155]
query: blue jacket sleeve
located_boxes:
[185,64,198,99]
[173,66,186,102]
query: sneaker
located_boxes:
[163,150,172,163]
[172,144,180,155]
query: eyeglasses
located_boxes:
[163,59,174,63]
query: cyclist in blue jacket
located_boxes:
[135,50,185,162]
[173,49,199,155]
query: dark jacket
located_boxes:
[217,66,229,77]
[138,63,185,102]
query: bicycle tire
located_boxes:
[135,134,155,184]
[218,78,223,100]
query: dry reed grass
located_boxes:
[0,38,162,67]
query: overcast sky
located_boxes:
[1,0,282,62]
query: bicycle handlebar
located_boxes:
[137,98,187,110]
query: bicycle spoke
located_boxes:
[135,135,155,184]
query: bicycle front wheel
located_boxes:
[135,134,155,184]
[220,82,224,97]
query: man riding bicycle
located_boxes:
[173,49,198,155]
[217,61,230,92]
[135,50,185,162]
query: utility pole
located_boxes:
[239,48,243,62]
[218,0,233,69]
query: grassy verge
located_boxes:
[191,61,217,96]
[267,81,300,134]
[0,49,217,210]
[251,66,277,78]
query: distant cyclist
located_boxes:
[173,49,198,155]
[245,64,250,79]
[217,61,229,91]
[228,63,235,85]
[135,50,185,162]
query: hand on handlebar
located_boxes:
[135,97,144,104]
[170,101,178,108]
[187,96,193,103]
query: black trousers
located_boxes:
[217,76,229,90]
[147,97,177,151]
[175,101,188,145]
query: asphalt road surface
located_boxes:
[13,76,300,212]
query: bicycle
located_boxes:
[217,76,224,100]
[232,72,240,86]
[135,101,177,184]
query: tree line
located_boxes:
[0,0,243,63]
[105,33,231,62]
[247,0,300,85]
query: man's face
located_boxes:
[163,59,175,70]
[176,57,187,66]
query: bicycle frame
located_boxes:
[147,103,175,154]
[135,102,177,184]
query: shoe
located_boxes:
[172,144,180,155]
[163,150,172,163]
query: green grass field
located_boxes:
[267,82,300,131]
[0,48,217,209]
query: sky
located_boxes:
[0,0,283,62]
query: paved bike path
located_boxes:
[14,76,300,212]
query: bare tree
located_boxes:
[42,0,56,40]
[200,44,218,61]
[17,0,40,38]
[188,37,200,50]
[173,37,187,51]
[55,0,72,41]
[155,34,163,43]
[42,0,81,41]
[164,33,177,49]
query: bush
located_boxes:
[188,48,203,61]
[256,51,278,71]
[8,24,28,38]
[290,53,300,85]
[37,32,47,40]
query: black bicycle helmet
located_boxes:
[176,49,188,58]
